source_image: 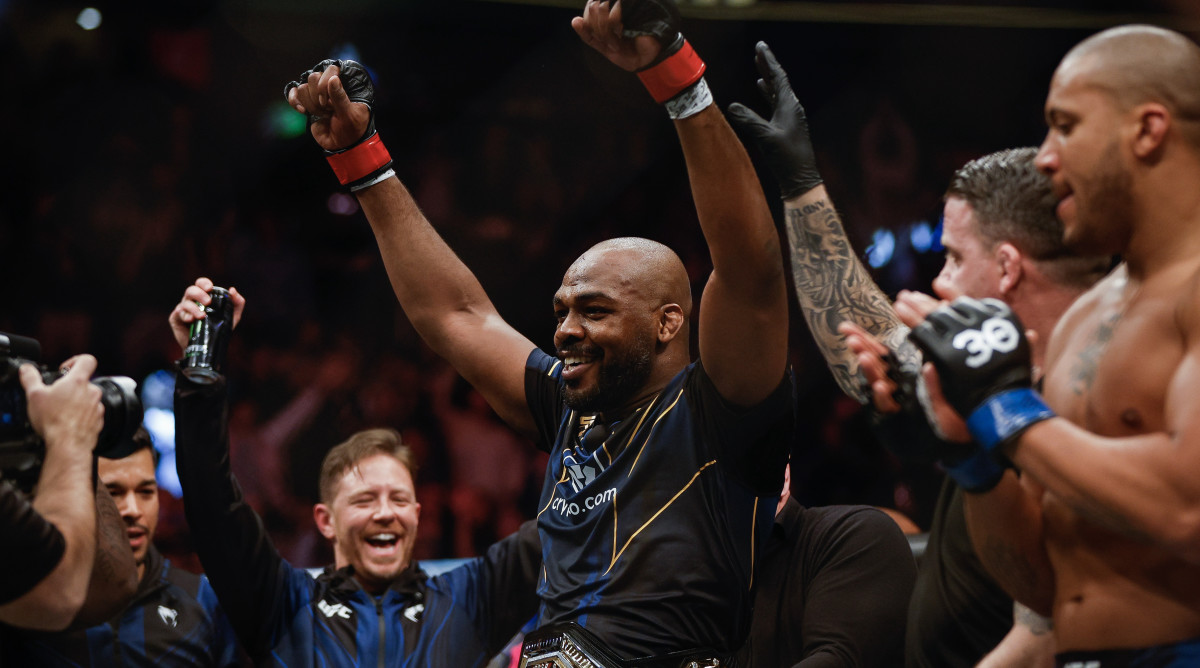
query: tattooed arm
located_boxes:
[784,185,918,401]
[729,43,919,403]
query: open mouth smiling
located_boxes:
[560,353,599,380]
[365,533,399,551]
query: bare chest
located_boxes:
[1042,291,1182,437]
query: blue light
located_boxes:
[141,369,175,410]
[910,220,934,253]
[866,228,896,268]
[76,7,101,30]
[330,42,361,63]
[141,370,181,497]
[328,44,378,85]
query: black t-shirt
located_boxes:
[905,480,1013,667]
[523,349,793,660]
[736,499,916,667]
[0,478,66,605]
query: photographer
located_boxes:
[0,356,118,630]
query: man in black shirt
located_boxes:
[284,0,793,661]
[735,464,916,667]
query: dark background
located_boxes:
[1,0,1194,567]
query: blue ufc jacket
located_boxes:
[173,375,541,667]
[1,545,239,667]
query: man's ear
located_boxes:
[658,304,685,343]
[314,503,336,541]
[996,242,1024,295]
[1131,102,1169,161]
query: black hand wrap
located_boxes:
[727,42,823,199]
[285,59,377,143]
[285,59,393,191]
[907,297,1055,491]
[621,0,682,48]
[621,0,710,118]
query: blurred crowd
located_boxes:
[1,0,1153,567]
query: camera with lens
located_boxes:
[0,332,143,492]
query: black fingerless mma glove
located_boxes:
[907,297,1056,492]
[285,59,394,191]
[621,0,711,119]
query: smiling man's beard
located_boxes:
[563,334,655,413]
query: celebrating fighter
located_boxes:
[899,25,1200,664]
[727,42,1111,667]
[285,0,793,664]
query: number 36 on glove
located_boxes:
[908,297,1056,455]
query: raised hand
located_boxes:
[572,0,663,72]
[285,60,374,153]
[727,42,823,199]
[169,277,245,353]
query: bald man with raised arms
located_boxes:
[892,25,1200,667]
[285,0,793,664]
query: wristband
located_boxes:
[350,168,395,192]
[664,77,712,120]
[942,449,1008,494]
[325,132,393,190]
[637,38,706,104]
[966,387,1056,453]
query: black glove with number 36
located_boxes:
[908,297,1055,458]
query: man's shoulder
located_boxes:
[796,503,893,531]
[1059,263,1124,322]
[163,561,203,589]
[792,504,910,553]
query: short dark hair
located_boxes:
[112,425,158,467]
[318,428,415,505]
[945,147,1110,288]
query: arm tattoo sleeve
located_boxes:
[785,198,912,401]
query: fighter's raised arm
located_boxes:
[285,61,538,436]
[729,42,917,403]
[574,0,788,406]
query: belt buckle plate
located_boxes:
[518,628,608,668]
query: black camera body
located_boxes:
[0,332,143,491]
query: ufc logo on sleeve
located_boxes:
[952,317,1020,368]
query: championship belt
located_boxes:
[518,623,724,668]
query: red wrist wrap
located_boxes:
[326,132,391,185]
[637,40,706,104]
